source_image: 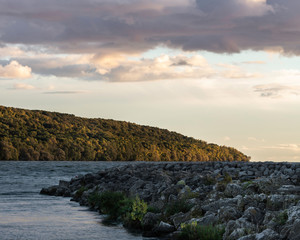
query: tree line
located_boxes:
[0,105,250,162]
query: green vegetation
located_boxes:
[179,222,225,240]
[130,196,148,222]
[274,210,288,225]
[88,191,147,228]
[165,199,192,216]
[88,191,132,220]
[75,186,87,198]
[0,105,250,161]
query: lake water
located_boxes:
[0,161,156,240]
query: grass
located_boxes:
[179,222,225,240]
[165,199,192,216]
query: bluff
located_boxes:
[0,105,250,161]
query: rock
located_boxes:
[277,185,300,195]
[224,218,256,240]
[189,213,218,226]
[172,212,192,229]
[237,235,256,240]
[40,162,300,239]
[242,207,264,225]
[224,183,243,197]
[255,229,280,240]
[202,198,238,212]
[142,212,161,230]
[288,219,300,240]
[266,194,298,211]
[40,185,58,195]
[218,206,242,222]
[59,180,69,188]
[153,221,175,235]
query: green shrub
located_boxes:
[165,199,192,216]
[147,206,161,213]
[91,191,132,220]
[88,191,148,227]
[274,210,288,225]
[75,186,86,198]
[179,222,225,240]
[223,172,232,184]
[88,192,101,209]
[205,175,217,185]
[131,196,148,222]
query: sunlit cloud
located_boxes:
[264,144,300,152]
[0,61,32,79]
[43,90,88,94]
[11,83,36,90]
[224,136,231,141]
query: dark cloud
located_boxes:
[0,0,299,56]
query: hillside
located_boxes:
[0,105,250,162]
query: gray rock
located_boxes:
[188,213,218,226]
[224,183,243,198]
[277,185,300,195]
[218,206,242,222]
[224,218,256,240]
[172,212,192,229]
[142,212,161,230]
[243,207,264,224]
[154,221,175,234]
[238,235,256,240]
[266,194,299,211]
[202,198,238,212]
[288,219,300,240]
[255,229,280,240]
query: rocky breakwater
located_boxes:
[41,162,300,240]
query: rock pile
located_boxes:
[41,162,300,240]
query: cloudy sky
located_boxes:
[0,0,300,162]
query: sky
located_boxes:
[0,0,300,162]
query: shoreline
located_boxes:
[41,161,300,240]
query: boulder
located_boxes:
[255,229,280,240]
[153,221,175,235]
[218,206,242,222]
[242,207,264,225]
[224,183,243,198]
[142,212,161,230]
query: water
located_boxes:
[0,161,154,240]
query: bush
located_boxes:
[223,172,232,184]
[179,222,225,240]
[274,210,288,225]
[130,196,148,222]
[88,191,133,220]
[75,186,86,198]
[165,199,192,216]
[88,191,148,227]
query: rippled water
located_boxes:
[0,161,154,240]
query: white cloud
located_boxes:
[103,54,214,82]
[248,137,265,142]
[0,61,32,79]
[264,144,300,152]
[254,83,300,98]
[12,83,36,90]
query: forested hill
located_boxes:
[0,105,250,162]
